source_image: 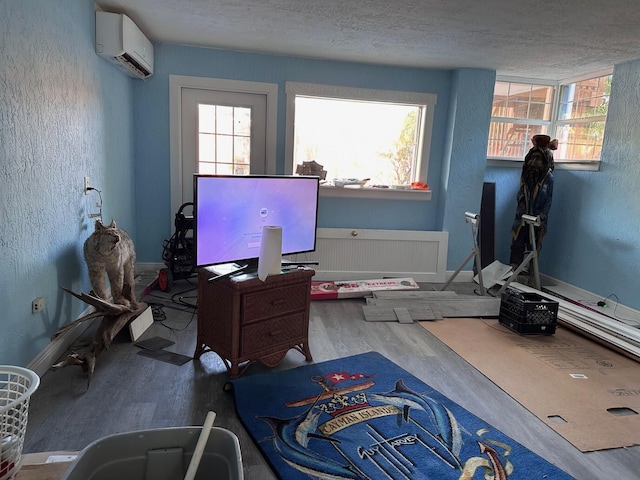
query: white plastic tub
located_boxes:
[61,427,243,480]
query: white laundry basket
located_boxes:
[0,366,40,480]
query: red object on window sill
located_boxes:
[411,182,429,190]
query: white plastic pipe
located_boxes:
[184,411,217,480]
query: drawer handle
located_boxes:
[271,299,286,306]
[269,330,282,336]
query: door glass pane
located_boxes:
[234,136,250,166]
[198,133,215,163]
[216,135,233,164]
[197,104,251,174]
[199,105,216,133]
[216,106,234,135]
[235,108,251,136]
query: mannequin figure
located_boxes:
[509,135,557,269]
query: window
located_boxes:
[487,82,555,158]
[487,71,612,169]
[197,104,252,175]
[555,75,611,162]
[285,82,436,198]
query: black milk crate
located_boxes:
[498,287,559,335]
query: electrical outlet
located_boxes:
[84,176,90,195]
[32,297,45,313]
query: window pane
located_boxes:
[199,162,217,174]
[233,164,250,175]
[199,105,216,133]
[216,106,234,135]
[559,75,611,120]
[197,104,252,174]
[554,121,605,161]
[293,96,421,186]
[198,134,215,164]
[492,82,553,121]
[487,121,548,158]
[555,74,611,160]
[234,136,250,166]
[234,107,251,136]
[216,163,235,175]
[216,135,233,163]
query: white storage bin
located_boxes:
[62,427,243,480]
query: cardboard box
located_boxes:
[310,278,419,300]
[15,452,77,480]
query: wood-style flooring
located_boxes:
[23,274,640,479]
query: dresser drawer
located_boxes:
[242,284,309,323]
[241,313,306,354]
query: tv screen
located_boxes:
[194,174,319,269]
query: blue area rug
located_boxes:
[232,352,574,479]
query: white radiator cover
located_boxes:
[285,228,448,282]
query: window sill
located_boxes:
[320,185,432,200]
[487,158,601,172]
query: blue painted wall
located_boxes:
[132,43,469,262]
[2,1,639,368]
[439,69,496,268]
[1,1,136,366]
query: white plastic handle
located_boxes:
[184,411,217,480]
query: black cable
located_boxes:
[603,293,637,325]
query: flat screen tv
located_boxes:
[194,174,320,270]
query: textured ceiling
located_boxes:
[96,0,640,81]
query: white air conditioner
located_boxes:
[95,11,154,79]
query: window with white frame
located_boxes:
[285,82,436,192]
[555,74,611,162]
[487,71,612,168]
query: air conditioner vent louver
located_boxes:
[116,53,152,79]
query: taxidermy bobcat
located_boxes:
[83,220,137,308]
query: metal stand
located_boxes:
[496,214,541,295]
[440,212,485,295]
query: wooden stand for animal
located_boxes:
[53,220,147,389]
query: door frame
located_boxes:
[169,74,278,224]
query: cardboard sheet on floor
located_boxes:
[420,317,640,452]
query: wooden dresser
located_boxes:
[195,267,315,378]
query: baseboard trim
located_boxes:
[443,270,475,283]
[137,262,165,274]
[541,274,640,324]
[27,306,98,378]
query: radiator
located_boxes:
[285,228,448,282]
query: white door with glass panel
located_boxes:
[180,88,268,206]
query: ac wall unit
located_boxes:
[95,11,154,79]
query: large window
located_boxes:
[285,82,436,198]
[487,71,612,169]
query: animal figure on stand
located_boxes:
[83,220,138,308]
